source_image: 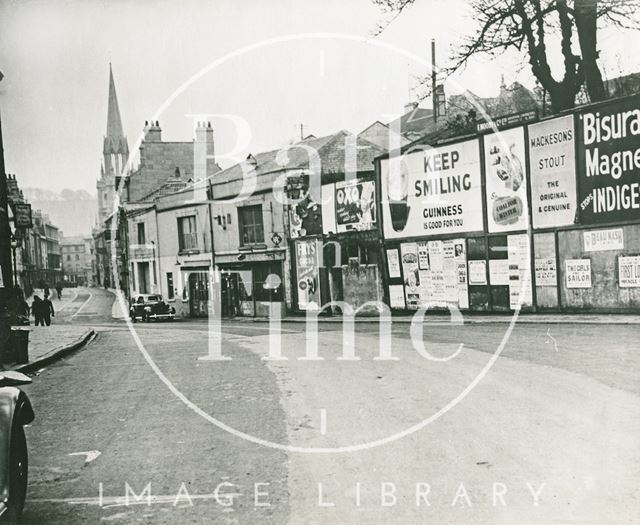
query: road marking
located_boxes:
[57,288,79,311]
[69,450,101,464]
[320,408,327,435]
[71,292,93,320]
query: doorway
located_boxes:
[188,272,209,317]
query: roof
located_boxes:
[210,130,385,186]
[387,106,437,141]
[138,178,189,203]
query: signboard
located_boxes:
[388,285,406,308]
[484,127,528,232]
[618,255,640,288]
[468,260,487,285]
[334,179,376,232]
[295,239,321,310]
[583,228,624,252]
[577,96,640,225]
[529,116,577,228]
[477,110,537,132]
[535,257,557,287]
[289,175,322,238]
[386,249,401,279]
[508,234,533,308]
[13,203,33,228]
[380,138,484,240]
[566,259,592,288]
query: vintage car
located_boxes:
[0,371,34,523]
[129,294,176,322]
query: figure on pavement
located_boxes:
[32,296,44,326]
[42,296,55,326]
[56,282,63,299]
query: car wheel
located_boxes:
[2,425,28,523]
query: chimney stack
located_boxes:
[194,121,215,181]
[143,120,162,142]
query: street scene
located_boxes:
[1,0,640,523]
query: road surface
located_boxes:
[18,287,640,523]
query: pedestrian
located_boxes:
[32,295,44,326]
[42,295,55,326]
[43,283,50,299]
[56,282,63,299]
[9,286,30,326]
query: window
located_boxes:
[166,272,174,300]
[76,254,80,260]
[238,205,264,245]
[137,222,146,245]
[178,216,198,252]
[67,255,71,261]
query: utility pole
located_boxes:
[0,70,15,363]
[431,39,437,123]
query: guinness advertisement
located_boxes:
[380,139,484,240]
[577,95,640,225]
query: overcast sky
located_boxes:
[1,0,639,194]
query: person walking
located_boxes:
[55,282,63,300]
[32,296,44,326]
[42,295,55,326]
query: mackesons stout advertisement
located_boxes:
[484,126,528,232]
[529,115,577,228]
[577,96,640,224]
[381,139,483,240]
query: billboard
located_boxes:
[334,179,376,232]
[528,115,577,228]
[295,239,321,310]
[577,96,640,225]
[380,138,483,240]
[484,127,528,232]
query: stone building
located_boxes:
[61,236,94,286]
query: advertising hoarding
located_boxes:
[295,239,321,310]
[334,179,376,232]
[576,96,640,225]
[528,115,577,228]
[484,127,528,232]
[380,139,484,240]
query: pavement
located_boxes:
[12,285,640,523]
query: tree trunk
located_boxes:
[574,0,607,101]
[548,84,578,113]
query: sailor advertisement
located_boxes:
[380,139,483,240]
[484,126,529,233]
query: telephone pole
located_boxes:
[0,70,15,363]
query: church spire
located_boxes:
[103,64,128,158]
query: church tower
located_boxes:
[97,64,129,223]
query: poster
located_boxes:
[566,259,592,288]
[618,256,640,287]
[417,242,430,270]
[380,138,484,240]
[289,175,322,238]
[576,97,640,225]
[489,260,509,286]
[468,260,487,285]
[386,249,401,279]
[400,243,420,309]
[508,234,532,308]
[388,285,406,308]
[583,228,624,252]
[334,179,376,232]
[535,257,557,287]
[484,127,529,232]
[295,239,321,310]
[528,115,577,228]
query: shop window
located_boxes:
[166,273,174,300]
[137,222,146,245]
[238,205,264,245]
[254,263,283,302]
[178,216,198,252]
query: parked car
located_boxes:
[0,371,34,523]
[129,294,176,322]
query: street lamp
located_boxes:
[10,234,21,288]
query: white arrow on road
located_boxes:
[68,450,101,464]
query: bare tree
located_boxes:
[373,0,640,112]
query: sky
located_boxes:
[1,0,639,194]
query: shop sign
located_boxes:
[386,248,401,279]
[295,239,321,310]
[13,202,33,228]
[618,255,640,287]
[566,259,592,288]
[468,260,487,285]
[583,228,624,252]
[334,179,376,232]
[535,257,557,287]
[528,116,577,228]
[484,127,529,232]
[576,96,640,225]
[380,138,484,240]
